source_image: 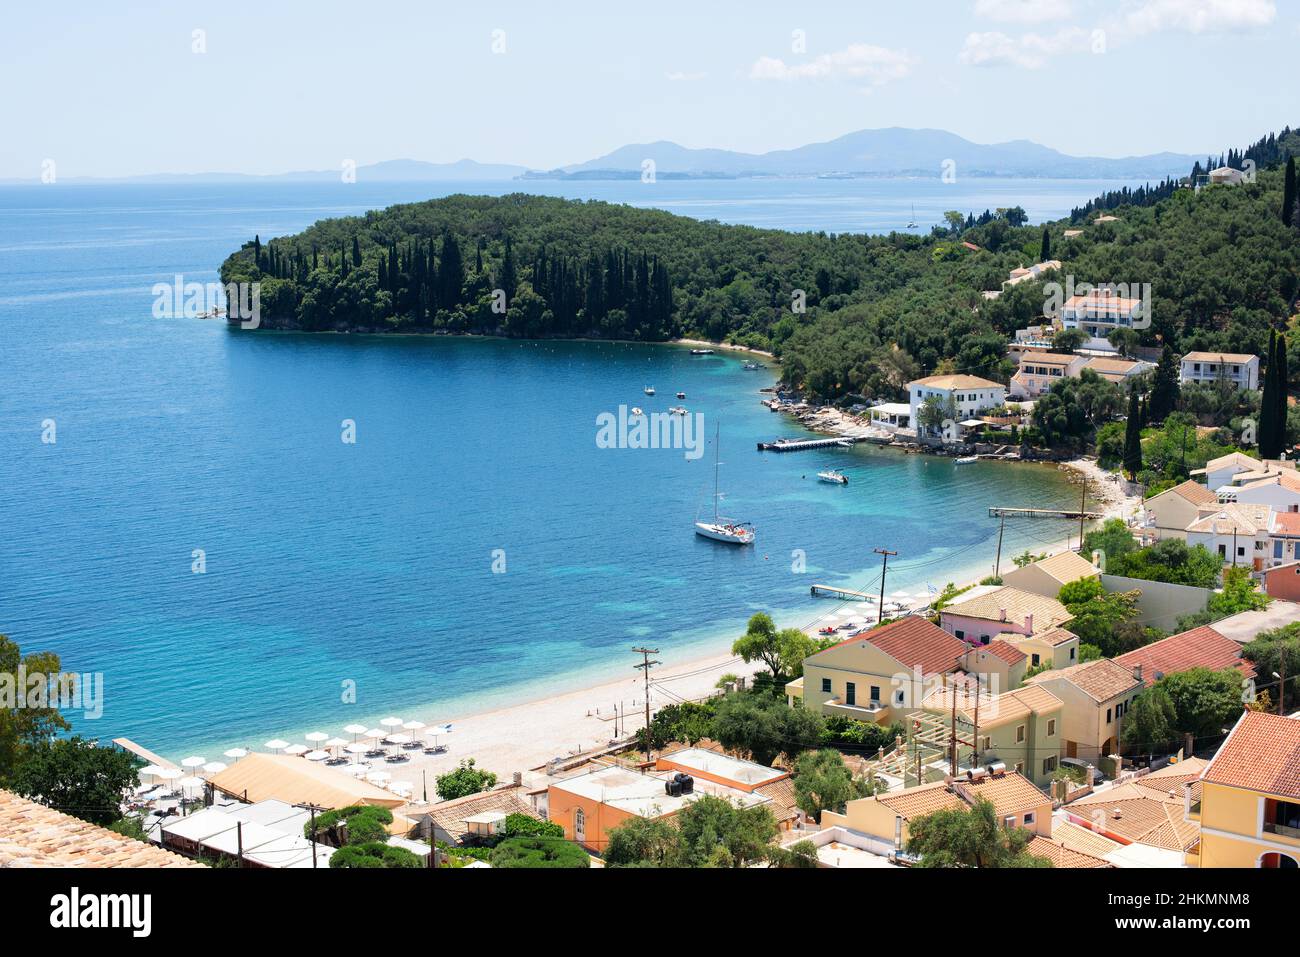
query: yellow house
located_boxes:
[960,640,1028,691]
[821,769,1053,854]
[1140,479,1218,541]
[1007,626,1081,672]
[1194,711,1300,868]
[786,617,968,724]
[1024,658,1142,765]
[923,683,1065,789]
[1000,550,1099,598]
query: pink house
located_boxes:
[939,585,1072,646]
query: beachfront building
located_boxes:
[1142,480,1219,541]
[1000,550,1099,598]
[405,782,539,847]
[786,616,968,722]
[906,374,1006,441]
[1024,658,1143,766]
[820,769,1054,856]
[1008,351,1084,399]
[1194,711,1300,868]
[205,752,410,827]
[1193,451,1295,493]
[160,798,337,868]
[1114,624,1256,693]
[1058,287,1146,348]
[547,752,784,853]
[1006,626,1081,672]
[939,585,1073,646]
[866,402,911,433]
[922,684,1065,787]
[1180,352,1259,391]
[1184,502,1273,571]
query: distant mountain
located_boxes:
[552,128,1201,180]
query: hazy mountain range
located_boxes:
[2,128,1203,184]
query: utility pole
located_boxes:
[993,513,1005,580]
[1078,480,1087,549]
[295,802,328,868]
[874,548,898,623]
[972,671,981,771]
[1232,527,1239,568]
[632,647,660,761]
[949,675,959,775]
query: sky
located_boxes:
[1,0,1295,179]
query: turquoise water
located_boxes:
[0,181,1087,757]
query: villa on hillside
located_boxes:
[1058,288,1146,346]
[906,373,1006,441]
[1192,451,1294,493]
[1180,351,1259,391]
[1184,502,1273,571]
[1009,351,1084,399]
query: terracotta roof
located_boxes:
[955,771,1052,819]
[909,374,1005,391]
[207,752,403,810]
[942,586,1072,632]
[877,782,966,820]
[409,785,537,846]
[1026,835,1113,868]
[1238,469,1300,495]
[1203,451,1293,475]
[1051,819,1125,858]
[1019,550,1100,586]
[1186,503,1272,536]
[983,639,1027,665]
[1149,479,1217,507]
[1273,512,1300,537]
[1026,658,1140,702]
[1083,356,1147,376]
[1025,626,1080,648]
[0,789,204,868]
[1114,626,1255,686]
[860,617,969,677]
[924,684,1062,727]
[1066,785,1199,850]
[754,777,799,823]
[1017,352,1079,367]
[1201,711,1300,800]
[1131,758,1210,804]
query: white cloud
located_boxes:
[664,71,707,82]
[959,27,1091,68]
[748,43,917,87]
[1120,0,1276,37]
[974,0,1074,23]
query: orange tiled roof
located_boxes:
[860,617,969,677]
[1026,657,1140,702]
[1026,835,1113,868]
[1201,712,1300,800]
[877,782,967,820]
[956,771,1052,819]
[0,789,204,868]
[1066,786,1199,850]
[1114,626,1254,686]
[1051,819,1125,858]
[1150,479,1217,507]
[983,639,1027,666]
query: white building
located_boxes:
[1009,352,1085,399]
[907,374,1007,440]
[1180,352,1259,391]
[1221,469,1300,514]
[1193,452,1296,494]
[1003,260,1062,290]
[1059,288,1146,343]
[1184,503,1273,571]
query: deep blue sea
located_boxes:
[0,178,1104,757]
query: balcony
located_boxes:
[824,699,891,723]
[1263,821,1300,842]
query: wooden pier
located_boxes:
[988,506,1103,520]
[810,584,877,601]
[758,436,859,452]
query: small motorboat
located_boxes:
[742,361,760,370]
[676,391,686,399]
[818,469,849,485]
[631,407,644,417]
[669,406,688,415]
[818,626,836,636]
[954,456,978,465]
[644,386,656,396]
[690,348,714,356]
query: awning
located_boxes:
[206,752,403,809]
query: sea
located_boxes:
[0,176,1127,756]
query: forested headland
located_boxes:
[220,125,1300,404]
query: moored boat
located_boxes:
[954,456,978,465]
[694,423,754,546]
[818,469,849,485]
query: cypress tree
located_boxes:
[1123,387,1143,480]
[1261,330,1279,458]
[1148,346,1181,424]
[1277,333,1290,453]
[1284,157,1297,227]
[1039,228,1050,262]
[352,236,361,268]
[499,235,516,308]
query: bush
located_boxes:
[329,842,422,868]
[436,759,498,801]
[502,813,564,840]
[306,804,394,845]
[488,836,590,868]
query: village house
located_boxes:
[1001,550,1099,598]
[1113,625,1256,692]
[1080,355,1154,388]
[1222,468,1300,514]
[906,373,1006,441]
[1006,626,1081,672]
[1179,351,1259,391]
[1063,767,1202,867]
[939,585,1072,646]
[959,640,1028,692]
[1003,259,1062,290]
[1008,351,1085,399]
[1261,559,1300,601]
[1059,287,1146,343]
[1194,711,1300,868]
[406,782,539,847]
[922,683,1065,787]
[1193,451,1295,493]
[1024,658,1143,766]
[1184,502,1273,571]
[1141,480,1219,542]
[786,616,968,721]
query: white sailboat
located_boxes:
[695,424,755,545]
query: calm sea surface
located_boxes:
[0,178,1108,755]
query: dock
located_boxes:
[988,507,1103,520]
[810,584,877,601]
[758,436,859,452]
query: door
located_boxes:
[845,682,856,706]
[574,807,586,845]
[1066,740,1078,758]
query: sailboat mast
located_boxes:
[713,422,720,521]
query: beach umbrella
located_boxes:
[202,761,227,774]
[386,733,412,746]
[366,770,391,784]
[223,748,248,760]
[891,590,910,598]
[138,764,166,780]
[177,775,205,791]
[380,716,404,732]
[284,744,309,756]
[181,756,206,771]
[344,742,368,755]
[389,781,414,797]
[339,764,369,776]
[156,768,182,781]
[401,720,426,732]
[343,723,368,741]
[264,739,290,753]
[428,724,453,749]
[324,737,348,747]
[304,749,330,762]
[364,728,387,747]
[304,731,329,745]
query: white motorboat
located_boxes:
[818,469,849,485]
[954,456,978,465]
[690,348,714,355]
[695,423,754,545]
[644,386,656,396]
[631,407,644,417]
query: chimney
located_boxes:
[1132,664,1143,684]
[1025,613,1034,633]
[999,607,1008,622]
[512,771,522,787]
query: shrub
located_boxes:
[488,836,590,868]
[329,842,422,868]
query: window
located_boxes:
[1016,724,1026,743]
[1047,718,1056,736]
[955,629,965,640]
[821,677,832,694]
[1031,653,1041,667]
[1024,812,1036,826]
[845,682,856,706]
[980,635,990,645]
[1042,757,1057,775]
[574,807,586,843]
[870,685,881,703]
[1069,647,1077,661]
[1238,546,1246,557]
[894,689,905,705]
[1106,707,1113,724]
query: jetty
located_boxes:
[758,436,860,452]
[988,506,1104,520]
[810,584,877,601]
